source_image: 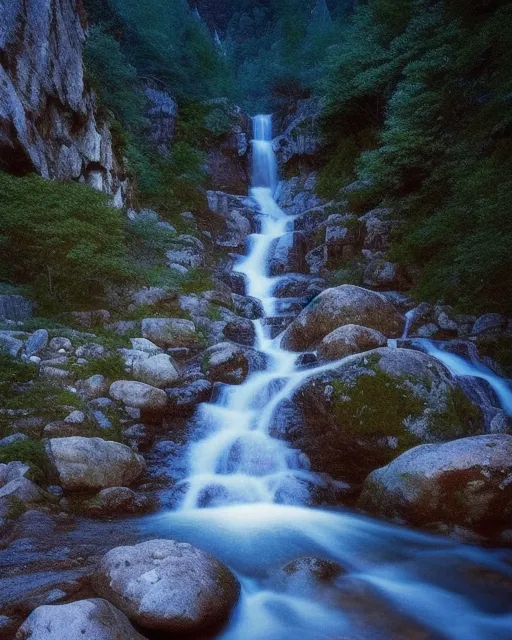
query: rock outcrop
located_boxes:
[0,0,127,201]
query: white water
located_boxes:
[155,116,512,640]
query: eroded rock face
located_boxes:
[281,285,405,351]
[358,434,512,539]
[15,598,146,640]
[93,539,240,633]
[268,232,308,276]
[46,437,145,491]
[0,0,126,200]
[274,348,483,483]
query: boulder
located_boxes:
[281,285,405,351]
[93,539,240,633]
[133,354,180,389]
[201,342,267,385]
[0,334,24,357]
[0,294,32,321]
[472,313,507,336]
[141,318,198,349]
[77,374,109,399]
[275,348,483,483]
[15,599,146,640]
[360,208,394,253]
[25,329,49,356]
[46,437,145,491]
[130,338,162,354]
[318,324,387,361]
[223,316,256,346]
[358,434,512,538]
[231,294,264,320]
[166,379,212,416]
[109,380,168,411]
[268,232,308,276]
[363,260,407,290]
[78,487,153,516]
[48,337,73,352]
[324,216,361,268]
[272,274,325,300]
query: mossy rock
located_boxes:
[281,348,483,483]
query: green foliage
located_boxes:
[320,0,512,314]
[0,173,133,312]
[0,440,53,486]
[0,354,37,392]
[71,353,128,381]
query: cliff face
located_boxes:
[0,0,127,203]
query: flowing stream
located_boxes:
[150,116,512,640]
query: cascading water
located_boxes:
[152,116,512,640]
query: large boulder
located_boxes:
[0,294,32,321]
[273,348,483,483]
[358,434,512,539]
[201,342,267,385]
[15,599,146,640]
[281,285,405,351]
[141,318,198,349]
[318,324,387,361]
[133,354,180,388]
[268,232,308,276]
[93,539,240,633]
[46,437,145,491]
[110,380,168,410]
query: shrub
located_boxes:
[0,173,134,312]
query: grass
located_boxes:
[71,352,129,381]
[0,439,54,486]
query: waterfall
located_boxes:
[154,115,512,640]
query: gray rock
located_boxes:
[109,380,168,411]
[231,294,264,320]
[363,260,407,290]
[0,334,24,357]
[281,285,405,351]
[358,434,512,539]
[63,410,86,425]
[0,295,32,321]
[70,310,111,328]
[472,313,507,335]
[318,324,387,361]
[104,320,139,336]
[25,329,49,356]
[437,311,458,332]
[416,323,439,338]
[141,318,198,349]
[48,337,72,352]
[15,598,146,640]
[305,245,327,276]
[268,232,308,276]
[78,487,153,516]
[130,287,175,309]
[46,437,146,491]
[201,342,267,385]
[223,316,256,346]
[77,374,109,399]
[0,433,29,447]
[130,338,162,354]
[166,379,212,416]
[93,539,240,633]
[133,354,180,389]
[75,343,106,359]
[39,367,74,384]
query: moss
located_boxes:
[330,368,424,452]
[428,386,482,441]
[0,440,53,485]
[325,261,365,288]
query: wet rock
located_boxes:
[46,437,145,491]
[201,342,268,385]
[281,285,405,351]
[15,598,146,640]
[231,294,264,320]
[25,330,49,357]
[133,354,180,389]
[272,274,325,300]
[318,324,387,361]
[166,379,213,416]
[223,316,256,347]
[92,539,240,633]
[141,318,198,349]
[109,381,168,411]
[358,434,512,539]
[268,232,308,276]
[416,323,439,338]
[285,348,483,483]
[275,557,345,595]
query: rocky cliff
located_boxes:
[0,0,127,203]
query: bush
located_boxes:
[0,173,134,312]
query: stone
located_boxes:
[0,433,29,447]
[363,260,407,290]
[25,329,49,356]
[268,232,308,276]
[277,347,483,483]
[231,294,264,320]
[272,274,325,300]
[15,599,146,640]
[305,245,327,275]
[63,410,86,424]
[121,424,153,451]
[77,374,109,399]
[166,379,213,416]
[130,338,162,354]
[70,310,111,328]
[48,337,73,352]
[416,323,439,338]
[472,313,507,335]
[437,310,458,332]
[0,295,32,321]
[130,287,175,309]
[201,343,267,385]
[317,324,387,361]
[104,320,139,336]
[0,334,24,357]
[39,367,74,384]
[133,354,180,389]
[141,318,198,349]
[223,317,256,346]
[358,434,512,539]
[109,380,168,411]
[46,437,146,491]
[281,285,405,351]
[78,487,153,516]
[361,208,394,252]
[75,343,106,359]
[93,539,240,633]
